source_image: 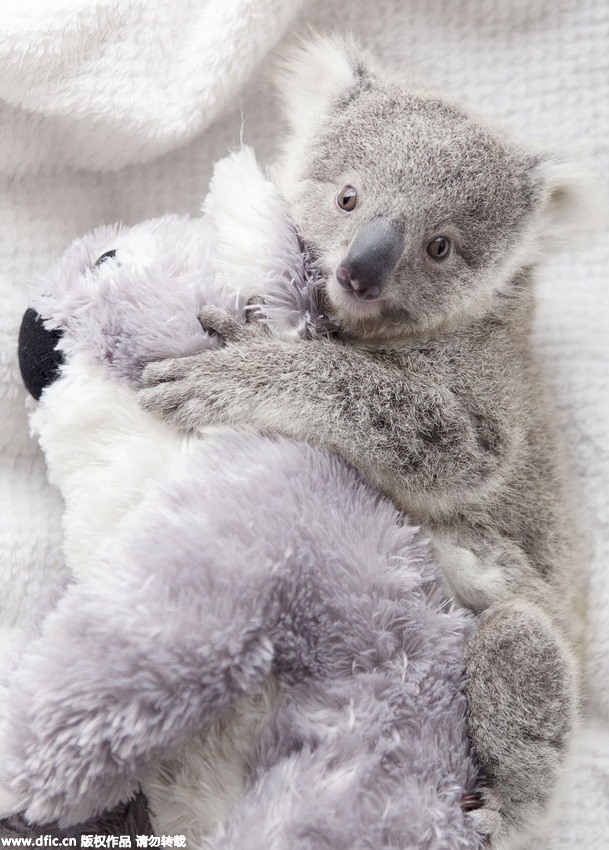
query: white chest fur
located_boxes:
[29,357,193,579]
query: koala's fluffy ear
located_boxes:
[528,156,606,253]
[275,34,372,190]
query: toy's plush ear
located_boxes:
[203,146,296,302]
[528,155,606,253]
[275,35,372,191]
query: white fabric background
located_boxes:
[0,0,608,846]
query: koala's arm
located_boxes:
[140,308,513,513]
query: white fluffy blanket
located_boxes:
[1,1,607,847]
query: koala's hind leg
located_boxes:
[464,600,578,848]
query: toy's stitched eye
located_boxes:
[94,250,118,267]
[426,236,451,261]
[336,185,358,212]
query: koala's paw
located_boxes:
[464,600,578,848]
[463,787,503,844]
[197,305,268,343]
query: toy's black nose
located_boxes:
[336,217,403,300]
[18,308,64,400]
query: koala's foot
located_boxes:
[463,787,504,846]
[464,600,578,849]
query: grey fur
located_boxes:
[140,37,588,846]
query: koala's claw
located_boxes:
[465,787,504,841]
[460,791,484,811]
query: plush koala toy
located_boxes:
[1,148,483,850]
[139,37,600,849]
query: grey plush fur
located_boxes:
[6,432,481,847]
[5,201,483,848]
[139,37,590,847]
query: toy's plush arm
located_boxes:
[0,482,276,827]
[140,307,515,516]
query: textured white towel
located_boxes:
[1,0,608,846]
[0,0,302,176]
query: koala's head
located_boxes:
[276,36,601,341]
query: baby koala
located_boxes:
[141,36,596,847]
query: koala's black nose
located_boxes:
[336,217,403,300]
[18,308,65,401]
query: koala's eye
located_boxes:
[426,236,451,261]
[94,250,118,267]
[336,185,358,212]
